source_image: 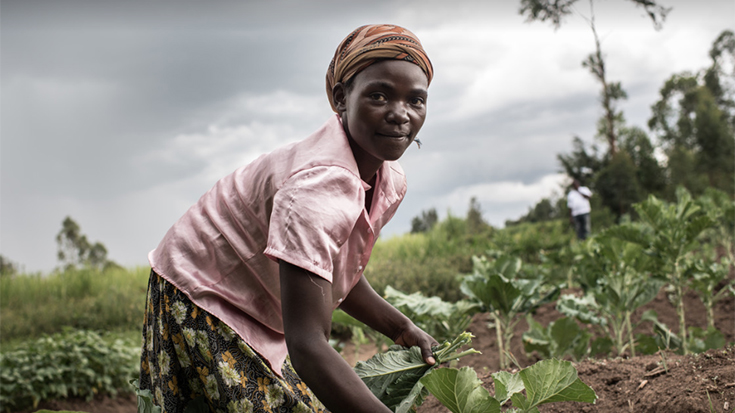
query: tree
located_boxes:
[0,255,19,277]
[648,30,735,197]
[594,151,642,217]
[519,0,670,30]
[522,0,673,217]
[704,30,735,118]
[410,208,438,233]
[525,198,556,222]
[618,126,666,198]
[466,197,490,234]
[582,11,627,157]
[557,136,604,183]
[520,0,670,156]
[56,216,115,271]
[507,197,568,226]
[511,136,601,226]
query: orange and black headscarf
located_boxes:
[326,24,434,112]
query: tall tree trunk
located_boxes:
[586,0,617,156]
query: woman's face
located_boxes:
[336,60,428,177]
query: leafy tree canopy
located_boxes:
[411,208,439,234]
[56,216,117,271]
[649,30,735,196]
[0,255,19,277]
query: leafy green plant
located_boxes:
[0,329,139,412]
[460,254,560,368]
[384,286,479,343]
[686,258,734,330]
[422,366,501,413]
[537,242,583,290]
[131,379,207,413]
[634,310,683,354]
[559,235,664,357]
[354,332,480,413]
[605,187,715,354]
[696,187,735,262]
[523,316,591,361]
[421,359,597,413]
[635,309,724,355]
[131,379,162,413]
[687,326,727,354]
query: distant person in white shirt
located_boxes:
[567,179,592,240]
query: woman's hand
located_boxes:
[339,275,438,365]
[393,323,438,366]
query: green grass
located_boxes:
[0,266,150,345]
[0,217,577,344]
[365,217,578,302]
[368,217,495,302]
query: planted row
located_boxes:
[354,332,597,413]
[0,330,139,412]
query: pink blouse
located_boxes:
[149,114,406,376]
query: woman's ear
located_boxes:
[332,83,347,113]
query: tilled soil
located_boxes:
[417,285,735,413]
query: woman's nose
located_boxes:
[386,102,409,124]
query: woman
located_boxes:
[140,24,436,413]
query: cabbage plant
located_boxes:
[460,254,559,368]
[686,258,733,330]
[354,332,479,413]
[606,187,715,354]
[355,332,596,413]
[421,359,597,413]
[558,235,664,357]
[383,286,479,344]
[522,315,592,361]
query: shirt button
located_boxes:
[337,298,343,303]
[358,265,364,272]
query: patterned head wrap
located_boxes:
[326,24,433,112]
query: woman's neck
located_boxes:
[364,173,377,214]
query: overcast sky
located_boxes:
[2,0,733,273]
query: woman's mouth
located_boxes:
[378,131,410,139]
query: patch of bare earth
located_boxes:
[419,284,735,413]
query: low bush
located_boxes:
[0,329,140,412]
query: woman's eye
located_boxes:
[410,97,425,105]
[370,93,386,101]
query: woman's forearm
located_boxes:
[280,262,392,412]
[287,335,391,413]
[339,276,437,364]
[339,275,412,340]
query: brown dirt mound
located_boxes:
[418,347,735,413]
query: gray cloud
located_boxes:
[2,0,733,272]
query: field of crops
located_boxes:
[1,188,733,413]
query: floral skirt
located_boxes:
[139,270,329,413]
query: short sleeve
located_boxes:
[579,187,592,197]
[264,166,365,282]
